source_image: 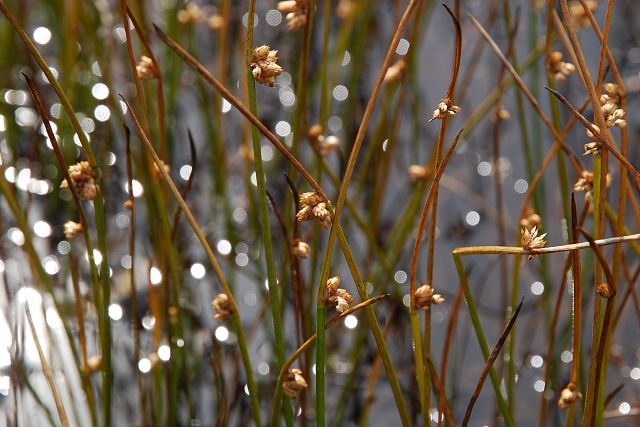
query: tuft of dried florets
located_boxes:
[250,45,283,87]
[60,161,98,201]
[429,98,461,122]
[414,284,445,310]
[296,192,331,228]
[568,0,597,29]
[384,59,407,84]
[583,124,601,156]
[520,208,542,232]
[521,226,546,259]
[495,107,511,122]
[212,293,233,321]
[548,51,576,81]
[207,14,224,30]
[558,381,581,409]
[64,221,84,239]
[282,368,308,398]
[178,2,204,24]
[307,125,340,155]
[320,276,353,313]
[574,170,612,203]
[600,83,626,129]
[408,164,430,182]
[84,355,102,375]
[136,56,160,81]
[597,283,615,299]
[292,239,311,259]
[336,0,356,19]
[278,0,308,31]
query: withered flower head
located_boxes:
[414,284,445,310]
[60,161,98,201]
[320,276,353,313]
[250,45,283,87]
[64,221,84,239]
[212,293,233,321]
[292,239,311,259]
[136,56,160,81]
[296,192,332,228]
[558,381,581,409]
[282,368,308,398]
[408,164,430,182]
[429,98,461,122]
[521,226,546,259]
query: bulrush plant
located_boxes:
[2,1,640,427]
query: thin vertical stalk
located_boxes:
[244,1,290,424]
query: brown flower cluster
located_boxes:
[307,124,340,156]
[136,56,159,81]
[296,192,331,228]
[320,276,353,313]
[521,226,546,259]
[212,293,233,321]
[177,2,223,30]
[292,238,310,259]
[548,51,575,81]
[408,164,431,182]
[583,124,601,156]
[282,368,308,398]
[414,284,445,310]
[573,170,612,198]
[558,381,581,409]
[429,98,461,122]
[519,208,542,232]
[250,45,283,87]
[569,1,597,28]
[600,83,626,129]
[384,59,407,84]
[277,0,308,31]
[60,161,97,201]
[64,221,84,239]
[336,0,356,19]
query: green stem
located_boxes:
[244,1,290,424]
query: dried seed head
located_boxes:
[292,239,311,259]
[583,142,600,156]
[574,170,594,193]
[124,199,134,210]
[136,56,160,81]
[207,14,224,30]
[568,0,597,28]
[286,12,307,31]
[299,191,322,206]
[384,59,407,84]
[548,51,576,81]
[64,221,84,239]
[496,107,511,121]
[520,208,542,231]
[429,98,461,122]
[282,368,308,398]
[250,45,283,86]
[85,355,102,375]
[61,161,98,201]
[414,284,445,310]
[408,164,430,182]
[297,192,332,228]
[308,124,323,139]
[212,293,233,321]
[320,276,353,313]
[277,0,299,14]
[319,135,340,155]
[521,226,546,259]
[558,381,581,409]
[597,283,614,299]
[336,0,356,19]
[178,3,204,24]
